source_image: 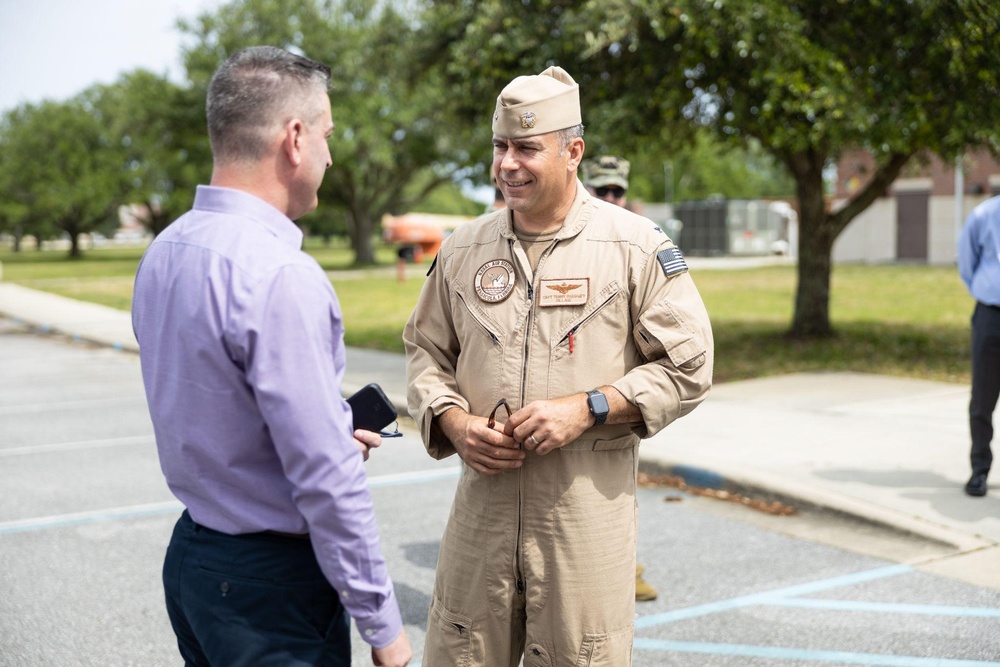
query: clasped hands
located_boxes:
[441,396,593,475]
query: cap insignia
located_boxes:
[520,112,536,129]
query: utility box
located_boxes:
[674,199,796,257]
[674,200,729,256]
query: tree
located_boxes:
[93,71,211,236]
[179,0,471,264]
[0,99,131,257]
[603,131,795,204]
[418,0,1000,336]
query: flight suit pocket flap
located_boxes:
[575,624,634,666]
[425,597,474,667]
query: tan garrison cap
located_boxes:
[581,155,631,190]
[492,66,581,138]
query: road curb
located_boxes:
[637,458,995,554]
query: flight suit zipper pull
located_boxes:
[516,577,525,595]
[569,330,574,354]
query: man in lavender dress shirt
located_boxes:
[131,46,411,666]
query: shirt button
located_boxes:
[364,629,374,637]
[341,591,349,599]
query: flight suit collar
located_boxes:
[496,180,596,242]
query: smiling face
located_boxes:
[492,130,584,231]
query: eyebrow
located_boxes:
[493,137,544,150]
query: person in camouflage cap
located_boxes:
[582,153,662,604]
[581,155,630,208]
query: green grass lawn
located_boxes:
[0,244,974,384]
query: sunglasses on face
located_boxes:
[595,186,626,198]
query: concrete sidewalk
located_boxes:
[2,281,997,589]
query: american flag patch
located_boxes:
[657,247,688,277]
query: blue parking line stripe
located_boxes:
[632,639,1000,666]
[636,564,912,629]
[769,597,1000,618]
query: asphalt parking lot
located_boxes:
[2,322,999,666]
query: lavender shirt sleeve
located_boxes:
[242,262,402,648]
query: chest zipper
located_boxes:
[513,239,556,600]
[558,290,619,354]
[515,279,532,598]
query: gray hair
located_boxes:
[556,124,585,154]
[207,46,331,164]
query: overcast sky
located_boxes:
[0,0,226,114]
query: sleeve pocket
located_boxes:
[635,301,707,369]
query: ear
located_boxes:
[566,137,585,172]
[281,118,305,167]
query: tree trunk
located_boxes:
[789,151,835,338]
[349,209,376,265]
[69,232,82,259]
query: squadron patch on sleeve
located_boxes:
[657,247,689,277]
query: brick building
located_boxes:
[832,148,1000,265]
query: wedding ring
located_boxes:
[529,434,539,446]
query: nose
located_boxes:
[499,148,519,172]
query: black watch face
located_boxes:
[589,391,609,416]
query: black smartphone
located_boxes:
[346,383,399,435]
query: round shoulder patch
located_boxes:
[475,259,516,303]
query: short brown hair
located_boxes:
[206,46,331,164]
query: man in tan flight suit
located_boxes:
[404,66,713,666]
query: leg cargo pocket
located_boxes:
[423,597,474,667]
[575,625,633,667]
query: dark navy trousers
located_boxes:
[970,303,1000,476]
[163,511,350,666]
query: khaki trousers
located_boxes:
[423,442,638,667]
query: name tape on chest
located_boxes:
[538,278,589,307]
[657,247,689,277]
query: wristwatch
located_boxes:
[586,390,609,426]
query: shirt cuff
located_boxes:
[353,585,404,649]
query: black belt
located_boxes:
[264,530,311,541]
[187,514,310,542]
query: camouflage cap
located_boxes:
[492,66,581,139]
[581,155,630,190]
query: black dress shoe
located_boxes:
[965,473,988,497]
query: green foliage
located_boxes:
[403,177,489,216]
[90,71,210,235]
[0,98,132,257]
[621,133,795,203]
[179,0,475,264]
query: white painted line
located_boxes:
[0,435,154,457]
[0,467,460,535]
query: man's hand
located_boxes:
[505,388,640,454]
[371,628,412,666]
[504,395,592,455]
[353,429,382,461]
[438,408,524,475]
